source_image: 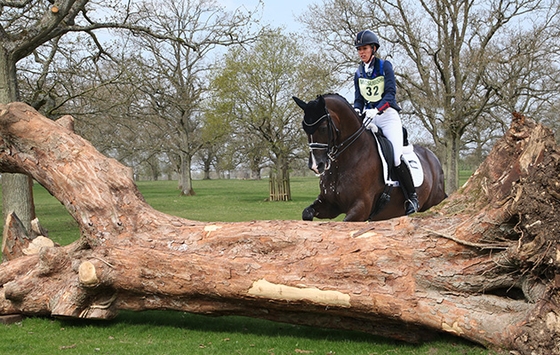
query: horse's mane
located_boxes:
[319,93,355,111]
[318,93,362,124]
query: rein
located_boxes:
[308,108,368,162]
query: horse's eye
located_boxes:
[318,124,328,134]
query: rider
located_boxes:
[352,29,418,215]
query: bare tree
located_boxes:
[194,108,236,180]
[105,0,262,195]
[210,30,338,200]
[10,0,262,198]
[301,0,560,193]
[0,0,215,231]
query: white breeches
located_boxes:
[373,107,403,166]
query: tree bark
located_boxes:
[0,44,35,233]
[0,102,559,354]
[443,126,460,193]
[179,151,195,196]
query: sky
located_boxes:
[219,0,354,100]
[221,0,315,32]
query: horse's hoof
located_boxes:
[302,207,315,221]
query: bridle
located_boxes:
[304,104,367,163]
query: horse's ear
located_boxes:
[292,96,307,110]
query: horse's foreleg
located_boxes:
[302,198,341,221]
[302,205,316,221]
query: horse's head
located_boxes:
[293,95,338,175]
[294,94,364,175]
[293,95,329,134]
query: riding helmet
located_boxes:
[354,30,380,50]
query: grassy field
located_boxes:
[0,175,503,355]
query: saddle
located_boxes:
[370,126,424,187]
[367,126,424,220]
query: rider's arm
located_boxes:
[375,60,400,113]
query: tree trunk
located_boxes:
[1,174,35,232]
[178,151,195,196]
[0,103,559,354]
[0,47,35,232]
[443,125,460,193]
[203,166,211,180]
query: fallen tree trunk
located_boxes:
[0,102,559,354]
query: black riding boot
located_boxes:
[394,162,419,215]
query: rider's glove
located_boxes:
[354,108,362,116]
[364,108,379,132]
[364,108,379,119]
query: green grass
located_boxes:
[0,311,494,355]
[0,176,502,355]
[137,178,326,223]
[26,177,331,246]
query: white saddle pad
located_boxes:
[372,130,424,188]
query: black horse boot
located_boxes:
[394,162,419,215]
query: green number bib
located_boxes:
[358,76,384,103]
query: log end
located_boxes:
[78,261,99,287]
[22,236,55,256]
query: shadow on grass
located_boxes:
[59,310,485,351]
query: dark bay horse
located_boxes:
[293,93,446,221]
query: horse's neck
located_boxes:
[332,110,380,163]
[329,106,361,137]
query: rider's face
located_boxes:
[357,45,374,63]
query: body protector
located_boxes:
[354,57,401,113]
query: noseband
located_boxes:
[305,106,367,162]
